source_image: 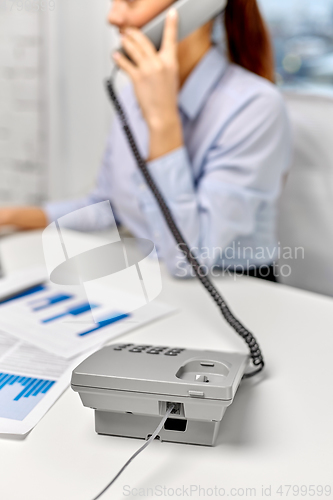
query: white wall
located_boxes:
[0,0,121,206]
[0,5,46,205]
[46,0,117,201]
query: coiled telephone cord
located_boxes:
[106,72,265,378]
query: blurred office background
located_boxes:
[1,0,333,294]
[259,0,333,90]
[0,0,114,206]
[1,0,333,205]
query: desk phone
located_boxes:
[71,343,248,446]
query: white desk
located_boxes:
[0,231,332,500]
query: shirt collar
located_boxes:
[178,45,228,121]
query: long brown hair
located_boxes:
[224,0,275,82]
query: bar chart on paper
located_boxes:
[0,372,56,421]
[0,283,132,357]
[0,278,174,359]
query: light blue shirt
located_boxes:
[45,46,291,277]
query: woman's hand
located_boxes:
[113,9,184,161]
[0,207,47,230]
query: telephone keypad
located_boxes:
[115,344,186,356]
[113,344,133,351]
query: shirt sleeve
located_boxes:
[43,130,119,231]
[133,90,291,277]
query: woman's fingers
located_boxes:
[114,10,179,89]
[120,34,146,66]
[113,51,137,80]
[123,28,157,59]
[117,12,178,73]
[161,8,178,56]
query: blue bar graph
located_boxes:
[78,312,129,336]
[0,372,56,421]
[30,293,73,311]
[0,283,132,344]
[0,284,46,305]
[41,302,98,323]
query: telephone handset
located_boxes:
[108,0,265,379]
[117,0,228,56]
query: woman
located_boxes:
[0,0,291,280]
